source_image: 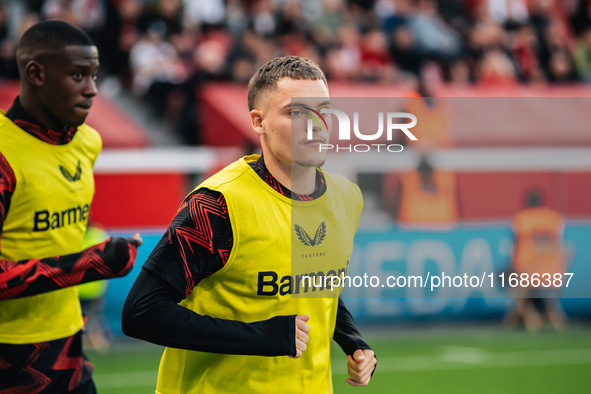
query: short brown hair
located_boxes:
[247,56,327,111]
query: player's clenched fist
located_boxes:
[346,349,376,386]
[289,315,310,359]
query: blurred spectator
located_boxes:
[324,23,362,80]
[252,0,277,37]
[510,23,540,82]
[477,49,518,87]
[348,0,381,32]
[389,25,423,75]
[573,27,591,82]
[382,0,414,35]
[568,0,591,37]
[229,27,278,70]
[436,0,469,32]
[312,0,348,41]
[374,0,396,21]
[230,56,256,83]
[183,0,225,29]
[40,0,77,25]
[407,0,462,65]
[487,0,529,28]
[538,20,572,80]
[225,0,249,35]
[39,0,106,41]
[192,33,230,79]
[129,20,189,116]
[360,29,393,81]
[463,20,507,80]
[138,0,183,39]
[546,49,578,83]
[0,2,17,79]
[528,0,552,40]
[448,59,471,85]
[275,0,305,36]
[99,0,144,84]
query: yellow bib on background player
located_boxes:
[155,155,363,394]
[0,112,101,344]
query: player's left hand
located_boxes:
[346,349,376,387]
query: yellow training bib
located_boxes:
[0,112,101,344]
[155,155,362,393]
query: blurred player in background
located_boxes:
[504,190,569,332]
[122,56,376,393]
[0,20,141,393]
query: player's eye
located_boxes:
[291,111,303,117]
[91,72,98,81]
[72,72,83,81]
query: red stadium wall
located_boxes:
[456,172,563,220]
[94,170,591,227]
[566,172,591,217]
[199,84,259,147]
[92,173,187,228]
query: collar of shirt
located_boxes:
[250,155,327,201]
[5,97,77,145]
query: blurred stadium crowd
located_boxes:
[1,0,590,144]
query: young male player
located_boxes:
[122,56,376,393]
[0,20,141,393]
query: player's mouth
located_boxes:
[303,139,326,146]
[75,101,93,110]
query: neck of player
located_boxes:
[19,93,67,132]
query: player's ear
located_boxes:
[25,60,44,87]
[250,108,265,136]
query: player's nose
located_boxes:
[83,77,98,97]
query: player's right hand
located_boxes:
[289,315,310,359]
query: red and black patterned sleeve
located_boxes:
[0,237,140,300]
[142,188,232,298]
[123,188,295,356]
[0,152,16,239]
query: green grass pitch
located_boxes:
[88,324,591,393]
